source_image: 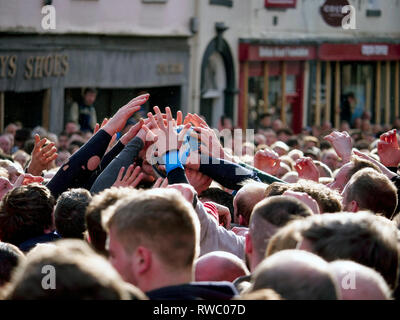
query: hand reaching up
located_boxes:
[324,131,352,163]
[113,165,144,188]
[27,134,58,176]
[378,129,400,167]
[295,157,320,182]
[254,149,281,176]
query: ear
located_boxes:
[132,246,152,275]
[349,200,359,213]
[245,232,253,255]
[239,215,245,226]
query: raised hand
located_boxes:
[93,118,109,135]
[27,134,58,176]
[283,190,320,214]
[112,165,144,188]
[254,148,281,176]
[184,113,209,128]
[295,157,320,182]
[120,119,144,145]
[185,168,212,194]
[192,126,229,161]
[102,93,149,136]
[324,131,352,163]
[377,129,400,167]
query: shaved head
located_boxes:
[330,260,392,300]
[250,250,339,300]
[234,182,267,226]
[195,251,249,282]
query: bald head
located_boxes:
[234,182,267,226]
[330,260,392,300]
[251,250,339,300]
[195,251,249,282]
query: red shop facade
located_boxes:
[238,40,400,133]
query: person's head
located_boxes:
[199,188,234,219]
[327,155,381,193]
[314,161,333,178]
[14,128,31,149]
[4,239,146,300]
[102,188,200,292]
[329,260,392,300]
[288,149,303,162]
[263,129,277,146]
[265,180,342,214]
[83,87,97,106]
[85,187,135,256]
[65,122,79,135]
[246,196,313,271]
[0,184,55,247]
[250,250,339,300]
[58,131,69,151]
[0,160,23,184]
[12,150,30,169]
[195,251,249,282]
[276,128,293,143]
[259,113,272,128]
[321,149,339,171]
[272,119,283,132]
[5,123,18,137]
[0,135,12,155]
[54,188,92,239]
[297,212,399,289]
[233,182,267,227]
[0,242,25,287]
[342,168,397,219]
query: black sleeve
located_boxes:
[167,167,189,185]
[198,156,261,191]
[83,140,125,190]
[46,129,112,199]
[391,175,400,215]
[90,136,144,194]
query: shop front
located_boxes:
[238,40,400,132]
[0,34,190,133]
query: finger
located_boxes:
[161,177,169,188]
[43,146,57,159]
[130,172,144,189]
[100,118,109,128]
[94,123,100,134]
[116,167,125,182]
[132,93,150,102]
[41,142,55,155]
[122,164,134,182]
[176,111,183,126]
[45,152,58,163]
[153,106,166,130]
[147,112,159,130]
[126,166,141,184]
[153,177,163,188]
[142,125,157,142]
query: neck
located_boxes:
[144,268,193,293]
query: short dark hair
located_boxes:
[0,184,55,246]
[301,212,399,289]
[0,242,24,287]
[200,188,234,218]
[55,188,92,239]
[83,87,97,95]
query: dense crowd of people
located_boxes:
[0,92,400,300]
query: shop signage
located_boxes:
[0,54,69,80]
[319,43,400,61]
[320,0,350,27]
[259,46,311,59]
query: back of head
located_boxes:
[55,188,92,239]
[85,187,134,256]
[251,250,339,300]
[343,168,397,219]
[300,211,399,289]
[330,260,392,300]
[0,242,25,287]
[103,188,200,274]
[234,182,267,226]
[5,239,145,300]
[195,251,249,282]
[0,184,55,246]
[249,196,313,264]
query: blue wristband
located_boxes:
[163,150,184,174]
